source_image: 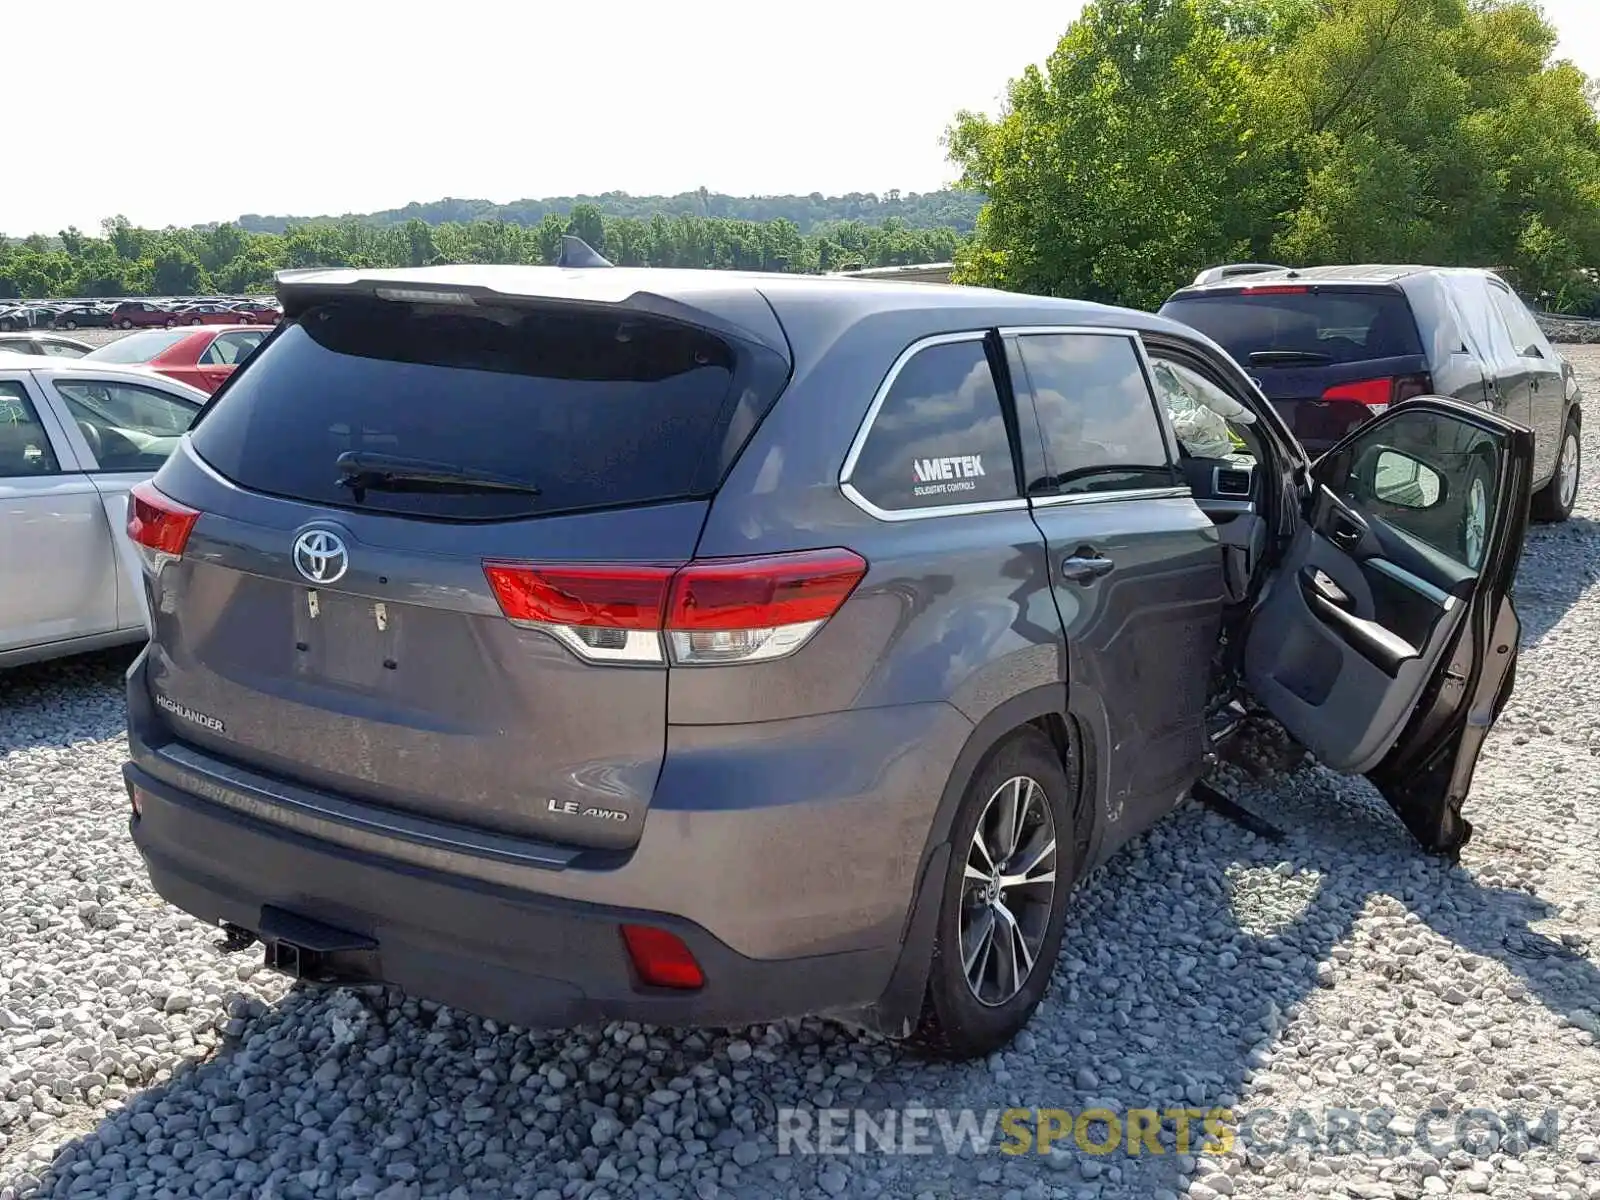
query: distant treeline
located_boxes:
[0,205,964,300]
[236,189,986,236]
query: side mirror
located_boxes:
[1370,448,1445,510]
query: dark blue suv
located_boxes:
[123,255,1535,1058]
[1161,264,1582,522]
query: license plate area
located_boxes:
[294,586,401,689]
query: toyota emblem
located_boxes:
[292,529,349,584]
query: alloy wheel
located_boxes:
[1558,431,1580,511]
[1464,474,1488,568]
[960,775,1058,1006]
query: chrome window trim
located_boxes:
[838,329,1030,523]
[1030,485,1194,509]
[997,324,1147,338]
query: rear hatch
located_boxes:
[1159,284,1431,452]
[135,292,787,850]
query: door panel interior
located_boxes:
[1245,494,1468,773]
[1246,399,1535,855]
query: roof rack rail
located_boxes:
[558,236,614,269]
[1191,262,1290,286]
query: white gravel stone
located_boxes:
[3,347,1599,1200]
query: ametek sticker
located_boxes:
[912,454,987,498]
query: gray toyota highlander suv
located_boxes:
[124,256,1534,1058]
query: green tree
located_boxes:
[947,0,1277,307]
[151,247,210,296]
[565,203,607,253]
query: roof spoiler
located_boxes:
[558,236,614,269]
[1192,263,1290,286]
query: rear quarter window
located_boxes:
[189,301,767,521]
[1160,290,1424,366]
[844,337,1019,514]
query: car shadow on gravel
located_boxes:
[1514,515,1600,646]
[1062,761,1600,1198]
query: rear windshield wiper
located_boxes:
[1247,349,1334,365]
[335,451,542,497]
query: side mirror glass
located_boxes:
[1371,448,1443,509]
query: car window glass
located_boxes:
[41,342,86,358]
[53,380,199,472]
[1338,408,1501,571]
[848,338,1019,512]
[1487,286,1546,357]
[1159,291,1424,366]
[1016,333,1175,496]
[1148,356,1258,460]
[200,331,263,366]
[0,381,62,476]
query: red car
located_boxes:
[227,301,282,324]
[168,302,251,326]
[81,326,271,394]
[110,301,181,329]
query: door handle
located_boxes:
[1328,514,1365,552]
[1060,552,1115,585]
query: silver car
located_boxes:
[0,353,206,667]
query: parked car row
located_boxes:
[0,296,281,332]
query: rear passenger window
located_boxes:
[847,337,1019,513]
[0,381,61,476]
[1015,333,1176,496]
[1487,285,1547,357]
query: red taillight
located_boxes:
[1242,285,1309,294]
[1322,377,1394,415]
[482,563,674,630]
[483,548,867,667]
[127,481,199,571]
[621,924,705,990]
[666,549,866,630]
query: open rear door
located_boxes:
[1244,398,1534,856]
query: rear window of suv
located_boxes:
[1160,288,1424,366]
[189,301,757,521]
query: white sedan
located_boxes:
[0,353,207,667]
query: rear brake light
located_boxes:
[1322,377,1393,415]
[1242,285,1309,294]
[127,481,199,573]
[483,548,867,667]
[621,924,704,990]
[482,563,674,664]
[666,549,866,665]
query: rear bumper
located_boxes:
[124,651,970,1028]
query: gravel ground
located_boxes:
[2,352,1599,1200]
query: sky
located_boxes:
[4,0,1598,238]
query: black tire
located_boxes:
[62,320,77,330]
[1532,412,1580,523]
[119,319,132,330]
[908,726,1076,1060]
